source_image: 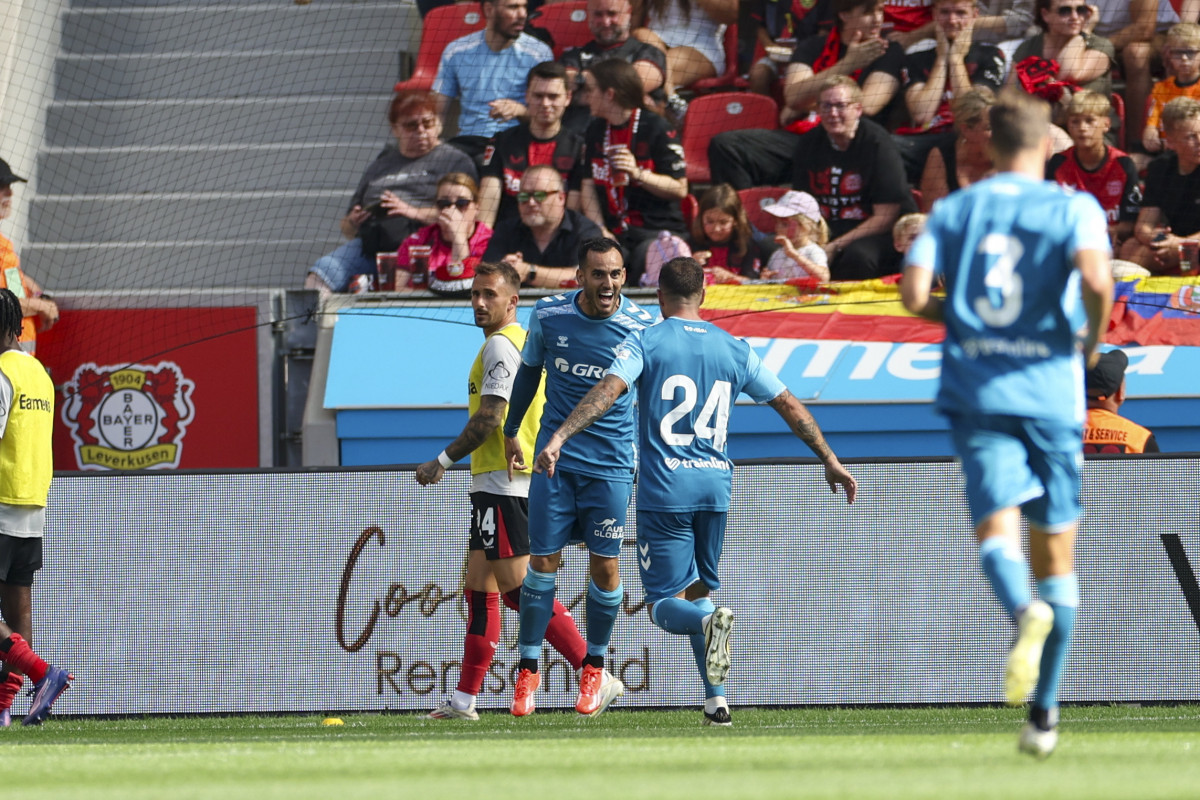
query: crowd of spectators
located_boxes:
[305,0,1200,295]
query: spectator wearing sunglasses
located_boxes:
[484,165,604,288]
[395,173,494,297]
[972,0,1036,68]
[304,91,476,295]
[1009,0,1115,120]
[1090,0,1190,148]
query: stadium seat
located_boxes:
[681,193,699,230]
[688,25,745,95]
[683,92,779,184]
[1111,92,1126,150]
[534,1,591,58]
[393,4,488,93]
[737,186,787,237]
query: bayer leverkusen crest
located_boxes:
[61,362,196,470]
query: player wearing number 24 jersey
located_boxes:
[902,91,1114,759]
[534,257,856,726]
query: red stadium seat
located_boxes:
[394,4,488,93]
[1111,92,1126,150]
[737,186,787,237]
[688,25,745,95]
[681,193,700,230]
[682,92,779,184]
[534,1,591,58]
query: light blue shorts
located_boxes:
[947,413,1082,531]
[636,509,726,604]
[528,469,632,558]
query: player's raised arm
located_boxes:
[767,389,857,503]
[534,373,629,477]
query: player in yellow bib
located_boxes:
[415,262,588,720]
[0,288,73,726]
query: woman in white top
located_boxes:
[632,0,737,114]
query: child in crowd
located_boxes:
[689,184,764,284]
[760,190,830,282]
[1143,24,1200,155]
[1047,91,1139,248]
[878,212,926,275]
[892,212,926,257]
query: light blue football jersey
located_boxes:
[608,317,786,512]
[522,290,655,479]
[907,173,1111,425]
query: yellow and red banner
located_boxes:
[699,279,942,343]
[699,276,1200,347]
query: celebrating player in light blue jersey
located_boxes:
[901,90,1114,759]
[502,237,655,718]
[534,257,857,726]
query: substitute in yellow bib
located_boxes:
[1083,349,1159,454]
[413,262,586,720]
[0,287,74,725]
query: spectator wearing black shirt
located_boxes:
[479,62,586,229]
[792,76,914,279]
[709,0,905,190]
[560,0,667,132]
[747,0,833,96]
[579,59,688,281]
[893,0,1005,181]
[786,0,904,127]
[484,164,603,288]
[1120,97,1200,274]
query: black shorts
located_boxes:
[469,492,530,561]
[0,535,42,587]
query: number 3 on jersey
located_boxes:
[659,376,732,450]
[973,233,1025,328]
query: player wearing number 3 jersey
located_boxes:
[902,90,1114,759]
[534,256,857,726]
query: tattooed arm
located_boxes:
[534,374,630,478]
[415,395,507,486]
[768,389,858,503]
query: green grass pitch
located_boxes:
[5,705,1199,799]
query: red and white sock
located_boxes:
[0,671,23,711]
[456,589,499,700]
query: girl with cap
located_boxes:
[760,190,831,282]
